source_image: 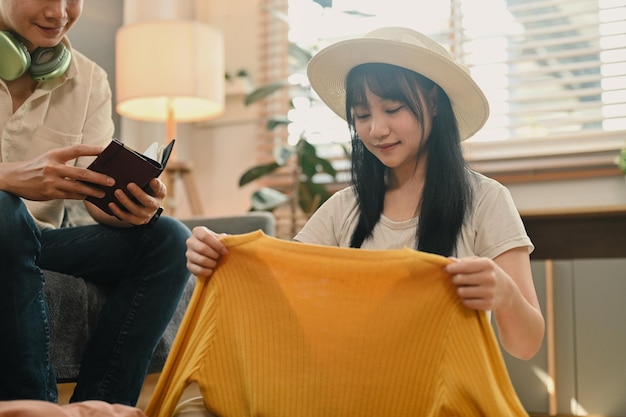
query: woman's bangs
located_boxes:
[346,69,369,110]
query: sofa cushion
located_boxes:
[43,271,196,382]
[44,271,108,381]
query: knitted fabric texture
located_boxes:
[146,231,528,417]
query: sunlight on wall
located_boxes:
[570,398,589,416]
[531,365,593,416]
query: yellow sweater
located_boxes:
[146,231,528,417]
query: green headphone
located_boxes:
[0,31,71,82]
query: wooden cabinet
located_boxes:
[498,207,626,416]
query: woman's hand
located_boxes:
[0,144,113,201]
[186,226,229,277]
[444,248,545,360]
[444,256,514,312]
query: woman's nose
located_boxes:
[369,116,390,139]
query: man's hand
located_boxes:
[104,177,167,226]
[0,144,113,201]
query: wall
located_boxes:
[119,0,262,218]
[187,0,263,217]
[509,176,626,213]
[69,0,123,138]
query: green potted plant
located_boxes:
[238,125,338,218]
[238,40,341,222]
[616,147,626,176]
[237,7,377,228]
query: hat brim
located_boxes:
[307,37,489,141]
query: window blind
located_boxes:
[461,0,626,177]
[258,0,626,238]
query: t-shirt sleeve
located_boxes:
[470,177,534,259]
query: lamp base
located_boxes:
[163,160,204,217]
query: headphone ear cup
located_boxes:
[0,31,31,81]
[29,43,71,82]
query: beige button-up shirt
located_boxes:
[0,39,114,229]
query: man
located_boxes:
[0,0,190,405]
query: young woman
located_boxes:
[186,27,545,360]
[0,0,190,405]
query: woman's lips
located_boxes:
[376,142,400,151]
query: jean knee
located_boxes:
[0,191,26,232]
[145,216,190,266]
[151,216,191,246]
[0,191,40,256]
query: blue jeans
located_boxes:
[0,191,191,405]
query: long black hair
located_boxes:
[346,63,473,257]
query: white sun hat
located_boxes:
[306,26,490,141]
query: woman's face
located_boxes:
[352,86,434,172]
[0,0,83,51]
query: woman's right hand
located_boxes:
[186,226,229,277]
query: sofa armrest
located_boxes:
[180,212,275,236]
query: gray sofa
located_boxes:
[42,211,276,383]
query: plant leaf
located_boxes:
[617,147,626,174]
[288,43,313,66]
[239,161,280,186]
[274,145,295,165]
[340,143,351,159]
[299,153,317,178]
[297,139,337,179]
[267,117,290,131]
[244,81,291,106]
[315,157,337,177]
[297,137,316,154]
[298,181,330,215]
[251,187,290,211]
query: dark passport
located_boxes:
[85,139,175,216]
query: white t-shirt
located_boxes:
[0,39,114,230]
[295,172,533,259]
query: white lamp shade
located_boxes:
[116,20,225,123]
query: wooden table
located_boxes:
[520,205,626,260]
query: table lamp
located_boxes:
[116,19,225,216]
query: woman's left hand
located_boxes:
[444,256,515,311]
[444,248,545,360]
